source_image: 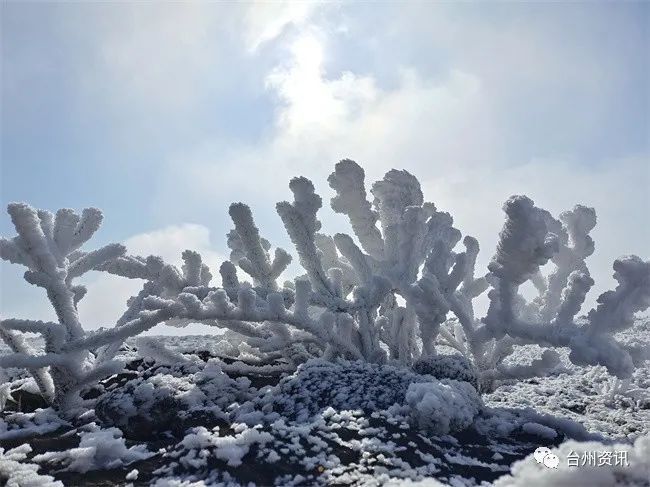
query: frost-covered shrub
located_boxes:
[0,204,215,412]
[95,360,252,439]
[135,160,649,392]
[405,380,482,435]
[3,159,649,414]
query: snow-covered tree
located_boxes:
[0,204,206,412]
[2,159,649,412]
[133,160,650,390]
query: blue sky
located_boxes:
[1,2,648,333]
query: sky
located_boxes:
[1,1,648,335]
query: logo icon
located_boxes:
[534,447,559,469]
[543,453,560,469]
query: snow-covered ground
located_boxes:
[1,319,649,486]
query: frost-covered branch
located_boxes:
[474,196,650,380]
[227,202,291,291]
[277,177,335,299]
[3,159,648,412]
[0,203,202,412]
[328,159,384,260]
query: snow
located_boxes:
[0,408,69,441]
[177,426,274,467]
[125,468,139,480]
[2,322,649,485]
[0,444,63,487]
[32,423,153,473]
[0,383,13,412]
[405,381,482,435]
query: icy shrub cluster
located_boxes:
[2,159,649,415]
[0,204,218,413]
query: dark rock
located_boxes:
[94,361,251,440]
[4,388,48,413]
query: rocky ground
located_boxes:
[1,320,649,486]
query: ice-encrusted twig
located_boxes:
[228,202,291,291]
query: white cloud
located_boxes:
[153,18,648,320]
[154,32,497,218]
[244,1,321,51]
[73,2,326,118]
[82,4,224,113]
[123,224,222,268]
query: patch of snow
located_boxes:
[32,423,153,473]
[0,444,63,487]
[0,408,68,441]
[125,468,139,480]
[405,380,482,435]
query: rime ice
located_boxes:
[1,159,649,485]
